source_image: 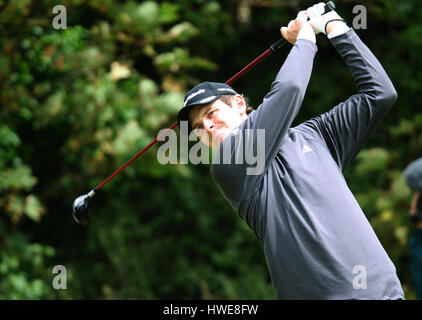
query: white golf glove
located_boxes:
[306,2,348,37]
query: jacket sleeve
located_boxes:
[210,39,317,206]
[297,28,397,171]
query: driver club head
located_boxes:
[72,193,92,225]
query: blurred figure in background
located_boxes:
[404,158,422,299]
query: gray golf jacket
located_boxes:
[210,29,404,299]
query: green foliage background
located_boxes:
[0,0,421,299]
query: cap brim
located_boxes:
[177,97,220,134]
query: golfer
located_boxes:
[177,3,404,299]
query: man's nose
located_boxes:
[202,118,214,132]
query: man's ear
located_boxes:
[233,94,246,115]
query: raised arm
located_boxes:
[245,16,317,170]
[299,25,397,171]
[293,3,397,171]
[211,13,317,204]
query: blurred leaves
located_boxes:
[0,166,37,191]
[0,233,55,299]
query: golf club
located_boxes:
[72,1,336,225]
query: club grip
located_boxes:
[323,1,336,14]
[269,38,287,52]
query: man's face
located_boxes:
[188,95,248,150]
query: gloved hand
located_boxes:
[306,2,345,35]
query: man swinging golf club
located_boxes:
[177,3,404,299]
